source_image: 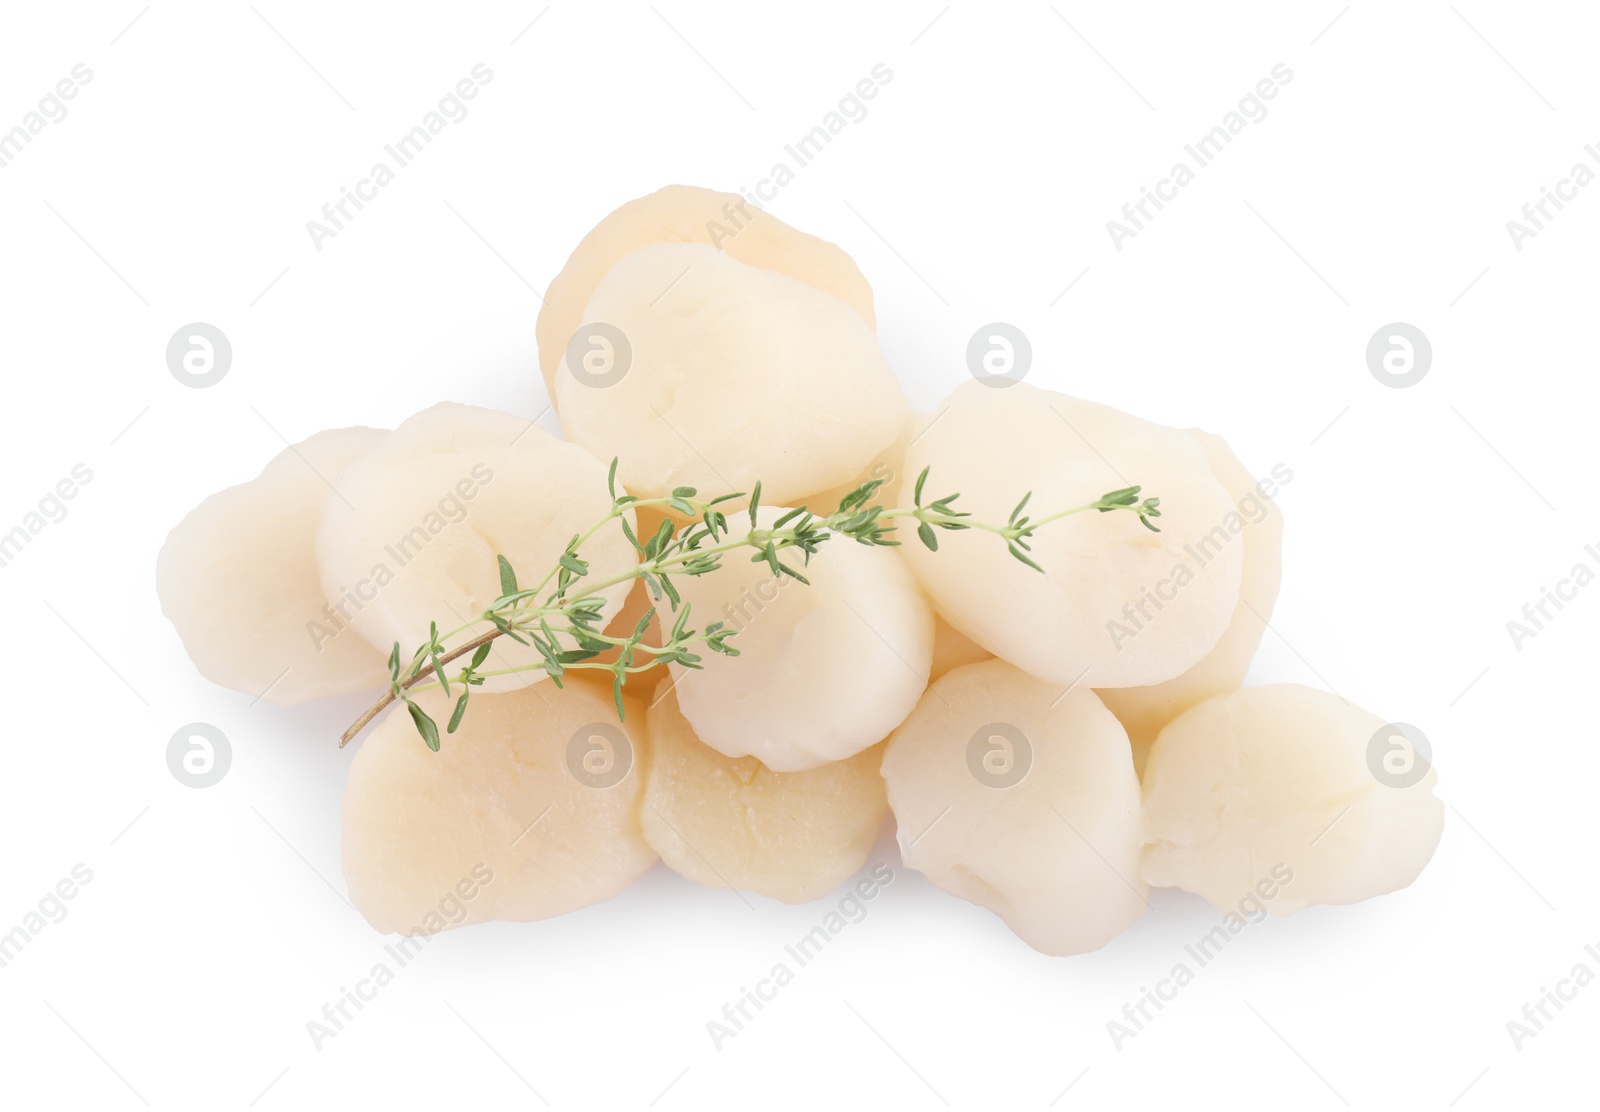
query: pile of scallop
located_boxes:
[158,186,1443,955]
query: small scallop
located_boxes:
[341,679,656,932]
[882,658,1148,956]
[1140,684,1444,914]
[315,403,637,692]
[556,243,908,507]
[641,688,887,902]
[667,504,933,772]
[1098,431,1286,774]
[536,184,875,402]
[901,381,1243,689]
[157,426,390,704]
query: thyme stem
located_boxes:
[340,465,1160,749]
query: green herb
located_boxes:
[340,462,1161,749]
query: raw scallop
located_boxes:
[342,679,655,932]
[1140,684,1444,914]
[1098,431,1286,773]
[901,381,1243,689]
[316,402,636,692]
[157,426,390,704]
[667,504,933,771]
[536,183,875,401]
[641,688,887,902]
[882,658,1148,956]
[556,243,907,506]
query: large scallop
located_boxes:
[342,679,655,931]
[536,183,875,402]
[666,504,933,771]
[641,688,887,902]
[881,658,1148,956]
[901,381,1243,689]
[157,426,390,704]
[1098,431,1287,773]
[555,243,908,506]
[1140,684,1444,914]
[316,402,637,692]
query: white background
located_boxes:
[0,2,1593,1108]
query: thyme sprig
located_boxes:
[894,469,1162,572]
[340,461,1160,750]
